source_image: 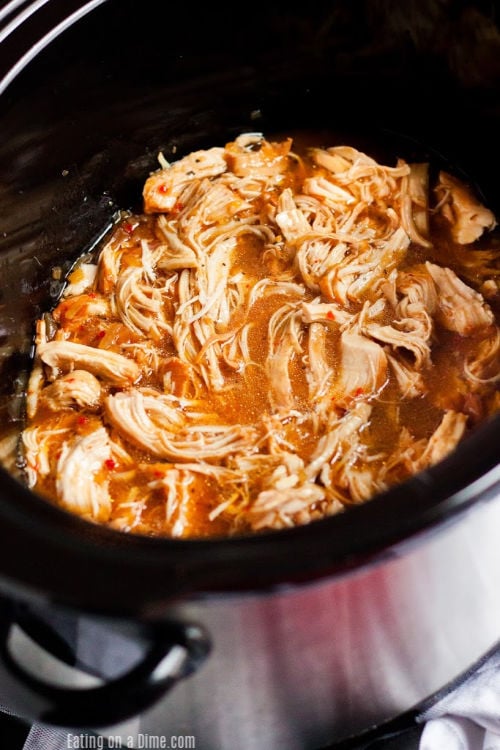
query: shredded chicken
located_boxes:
[63,262,98,297]
[425,262,494,334]
[38,340,141,386]
[418,411,468,470]
[336,331,388,405]
[40,370,101,411]
[224,132,293,178]
[400,163,431,247]
[105,389,256,462]
[20,133,500,538]
[435,171,496,244]
[143,147,227,213]
[56,427,112,522]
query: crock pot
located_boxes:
[0,1,499,748]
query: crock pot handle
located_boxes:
[0,614,210,728]
[0,0,110,97]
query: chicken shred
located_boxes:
[21,133,500,537]
[435,171,496,244]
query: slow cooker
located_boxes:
[0,1,499,748]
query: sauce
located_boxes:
[21,133,500,538]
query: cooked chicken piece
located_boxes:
[220,324,253,373]
[303,176,356,206]
[275,188,311,242]
[387,352,426,398]
[435,171,496,244]
[377,268,399,308]
[395,300,434,346]
[22,424,67,487]
[63,262,98,298]
[294,194,337,234]
[26,361,45,419]
[364,320,431,369]
[144,466,193,537]
[306,402,372,480]
[139,238,162,284]
[97,238,122,294]
[311,145,409,181]
[379,427,428,484]
[40,370,101,411]
[248,483,326,531]
[265,303,304,413]
[313,403,385,502]
[106,389,255,462]
[156,215,198,270]
[266,452,306,489]
[373,266,436,376]
[173,236,242,392]
[311,431,385,503]
[304,322,333,417]
[296,237,349,293]
[310,146,410,206]
[147,462,246,534]
[55,427,112,522]
[184,239,236,325]
[266,338,298,413]
[418,411,468,470]
[116,266,171,340]
[224,133,292,178]
[464,327,500,385]
[249,278,306,306]
[143,147,227,213]
[191,180,245,226]
[326,227,410,305]
[310,147,353,174]
[346,468,386,503]
[397,265,438,314]
[301,300,353,327]
[425,262,494,334]
[225,450,304,490]
[185,324,225,393]
[337,331,388,405]
[38,340,140,386]
[53,293,110,329]
[228,450,305,514]
[400,163,431,247]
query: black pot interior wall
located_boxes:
[0,0,498,477]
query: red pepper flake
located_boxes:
[88,292,97,299]
[105,459,116,470]
[158,184,169,194]
[173,201,184,212]
[123,221,134,234]
[96,330,106,339]
[354,387,364,397]
[153,470,163,478]
[326,310,335,320]
[77,415,88,425]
